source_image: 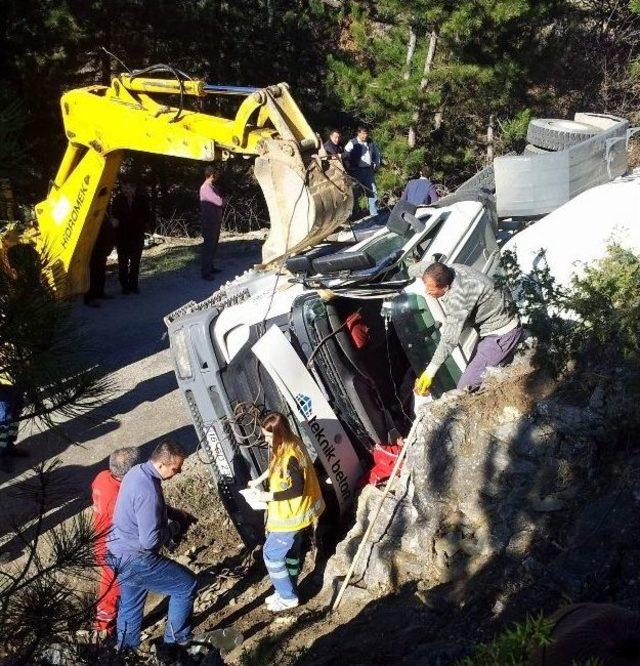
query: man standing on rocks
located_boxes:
[344,125,381,217]
[106,440,198,657]
[401,166,439,207]
[414,262,522,394]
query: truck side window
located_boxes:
[456,219,486,269]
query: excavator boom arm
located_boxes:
[31,73,352,297]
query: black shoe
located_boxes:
[209,267,223,274]
[98,293,115,300]
[129,287,140,294]
[154,642,198,665]
[202,274,216,282]
[122,288,131,295]
[0,456,14,474]
[8,448,29,458]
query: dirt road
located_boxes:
[0,234,262,556]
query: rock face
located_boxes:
[324,354,640,623]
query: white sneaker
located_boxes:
[268,595,299,612]
[264,591,279,607]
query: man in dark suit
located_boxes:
[112,177,151,295]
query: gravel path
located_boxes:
[0,235,262,556]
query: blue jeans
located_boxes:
[352,167,378,216]
[106,551,197,648]
[263,530,303,600]
[0,386,23,456]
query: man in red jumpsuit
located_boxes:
[91,447,141,635]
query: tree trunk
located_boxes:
[403,25,417,81]
[420,30,438,92]
[434,107,444,130]
[486,114,495,164]
[408,29,438,148]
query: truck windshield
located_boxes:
[362,232,408,264]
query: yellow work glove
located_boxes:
[414,371,433,396]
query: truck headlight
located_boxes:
[172,328,193,379]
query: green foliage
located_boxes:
[0,245,111,431]
[326,1,565,194]
[498,109,534,152]
[570,245,640,362]
[457,614,554,665]
[500,244,640,377]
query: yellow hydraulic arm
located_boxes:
[30,69,352,297]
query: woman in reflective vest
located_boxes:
[249,412,324,612]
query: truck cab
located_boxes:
[165,197,499,541]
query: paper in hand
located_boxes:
[240,487,267,511]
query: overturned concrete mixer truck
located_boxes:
[166,111,635,541]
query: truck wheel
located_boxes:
[526,119,601,151]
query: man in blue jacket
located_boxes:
[401,166,439,207]
[107,440,197,653]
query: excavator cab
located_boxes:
[30,68,353,297]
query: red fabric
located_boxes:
[358,443,404,488]
[346,312,370,349]
[91,470,121,632]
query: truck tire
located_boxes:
[526,119,601,151]
[523,143,554,154]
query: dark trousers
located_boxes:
[117,235,144,291]
[86,226,115,301]
[200,205,222,277]
[457,326,523,389]
[85,236,113,300]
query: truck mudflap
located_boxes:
[252,325,362,512]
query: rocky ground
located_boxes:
[154,351,640,666]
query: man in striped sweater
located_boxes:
[414,262,522,394]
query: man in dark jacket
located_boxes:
[401,166,439,206]
[344,125,381,217]
[106,440,197,652]
[112,178,150,294]
[323,129,343,157]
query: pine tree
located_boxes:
[326,1,565,196]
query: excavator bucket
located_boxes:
[254,138,353,267]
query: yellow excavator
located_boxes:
[2,65,353,297]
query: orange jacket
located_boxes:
[91,470,121,558]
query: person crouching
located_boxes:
[250,412,325,612]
